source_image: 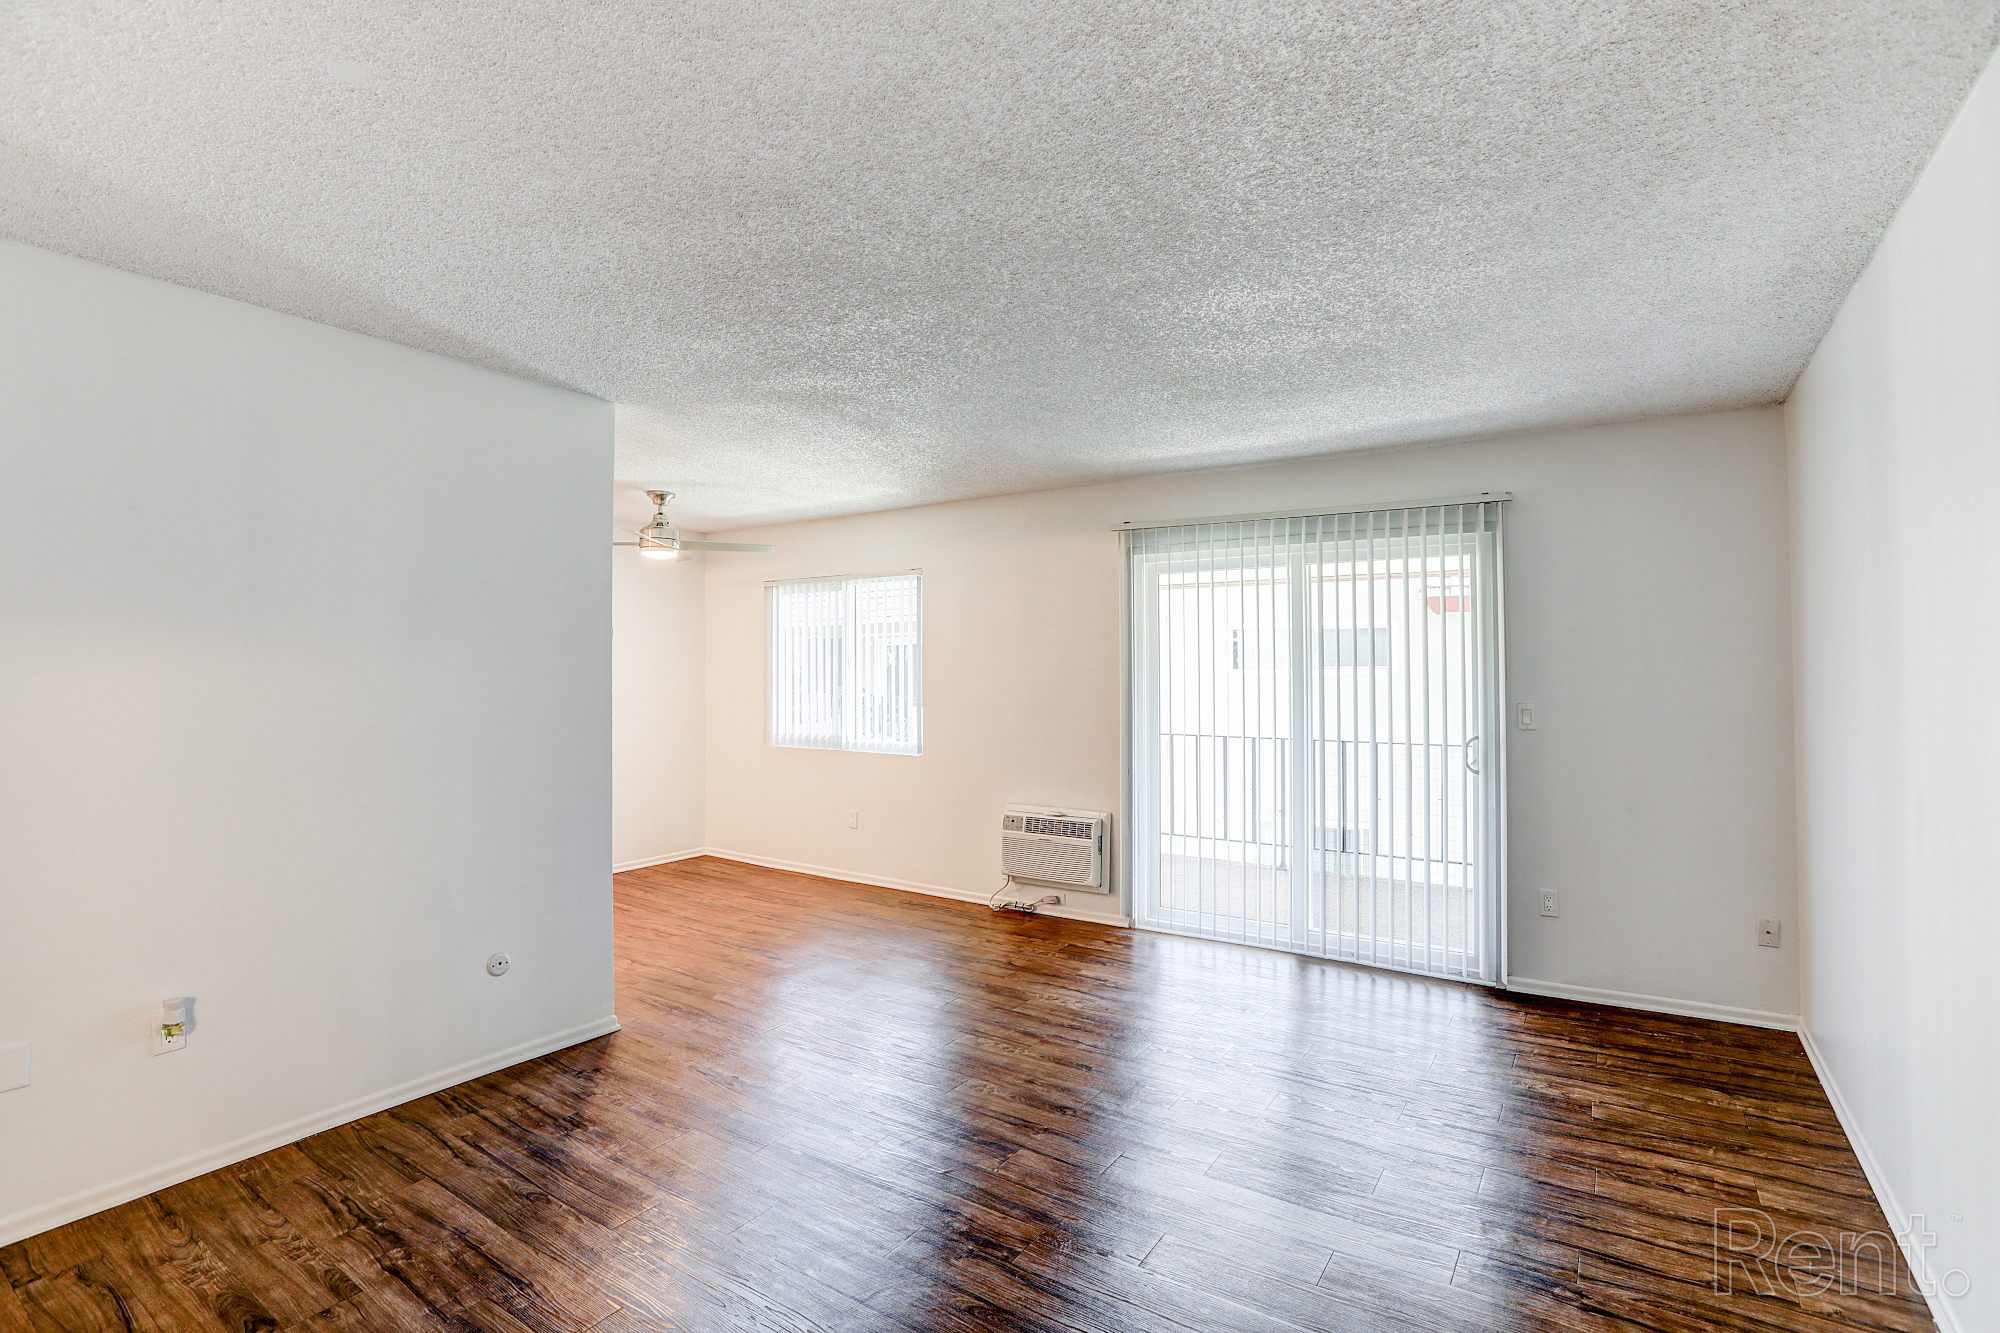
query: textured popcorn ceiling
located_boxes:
[5,3,1997,530]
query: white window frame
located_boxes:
[1119,504,1506,983]
[766,570,923,756]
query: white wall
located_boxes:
[1786,50,2000,1330]
[702,408,1800,1021]
[0,241,616,1244]
[613,546,707,868]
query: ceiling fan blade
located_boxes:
[676,540,774,552]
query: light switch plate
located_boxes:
[0,1041,30,1093]
[1517,703,1537,730]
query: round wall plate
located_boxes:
[486,953,512,977]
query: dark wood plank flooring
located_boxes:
[2,857,1933,1332]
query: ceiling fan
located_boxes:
[614,490,772,560]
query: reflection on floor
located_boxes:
[1,856,1932,1332]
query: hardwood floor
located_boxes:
[3,857,1932,1332]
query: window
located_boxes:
[1325,626,1393,668]
[767,572,922,755]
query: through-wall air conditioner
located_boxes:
[1001,805,1111,892]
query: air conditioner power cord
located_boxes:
[989,875,1061,914]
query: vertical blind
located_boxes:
[1125,502,1505,981]
[768,572,922,755]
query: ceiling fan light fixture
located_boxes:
[636,491,682,557]
[615,487,775,558]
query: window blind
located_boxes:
[768,572,922,755]
[1124,502,1505,981]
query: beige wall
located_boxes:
[613,544,706,868]
[700,407,1800,1021]
[1786,46,2000,1329]
[0,241,615,1244]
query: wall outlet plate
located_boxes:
[153,1029,186,1056]
[1757,918,1781,948]
[1539,890,1559,917]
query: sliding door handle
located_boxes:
[1464,735,1481,775]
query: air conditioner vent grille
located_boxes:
[1023,816,1093,840]
[1002,835,1097,886]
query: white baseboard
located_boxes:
[1798,1028,1958,1333]
[0,1014,622,1249]
[696,847,1133,928]
[1503,976,1801,1031]
[613,847,709,873]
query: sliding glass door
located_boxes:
[1126,502,1505,982]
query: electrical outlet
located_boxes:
[848,810,858,829]
[154,997,192,1055]
[1539,890,1559,917]
[1757,919,1781,948]
[1517,703,1537,730]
